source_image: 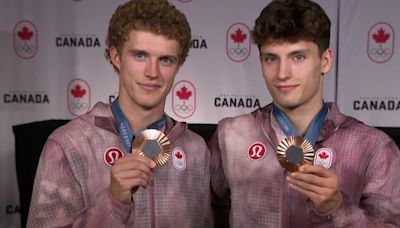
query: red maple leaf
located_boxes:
[71,84,86,98]
[231,28,247,43]
[373,28,390,44]
[176,86,191,100]
[18,26,34,40]
[319,152,329,160]
[175,151,183,159]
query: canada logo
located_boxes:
[13,20,38,59]
[67,79,91,116]
[172,147,186,171]
[172,80,196,119]
[313,148,333,169]
[226,23,251,62]
[367,22,395,63]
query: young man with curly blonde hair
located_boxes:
[28,1,212,227]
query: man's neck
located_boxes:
[118,98,164,133]
[280,101,324,135]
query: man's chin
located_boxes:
[139,100,164,111]
[274,100,300,111]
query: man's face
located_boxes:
[110,30,181,112]
[259,40,332,112]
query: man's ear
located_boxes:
[110,46,121,71]
[321,48,333,75]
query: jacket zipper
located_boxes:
[149,180,155,228]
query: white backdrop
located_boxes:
[0,0,398,227]
[337,0,400,127]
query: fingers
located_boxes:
[289,167,336,188]
[114,156,153,172]
[287,165,338,191]
[286,174,336,201]
[118,152,157,169]
[110,154,156,204]
[287,181,322,204]
[112,154,156,183]
[299,164,332,177]
[287,174,325,194]
[286,165,339,208]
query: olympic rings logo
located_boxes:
[175,102,193,113]
[70,101,88,111]
[229,46,248,57]
[369,47,391,58]
[16,43,35,53]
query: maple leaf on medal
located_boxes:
[71,84,86,98]
[231,28,247,43]
[176,86,192,100]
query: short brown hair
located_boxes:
[105,0,191,70]
[252,0,331,55]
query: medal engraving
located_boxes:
[276,136,314,172]
[132,129,171,167]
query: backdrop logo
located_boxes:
[226,23,251,62]
[3,90,49,104]
[13,20,38,59]
[353,96,400,111]
[214,94,260,109]
[68,79,90,116]
[367,22,395,63]
[56,33,101,48]
[172,80,196,118]
[191,35,207,49]
[6,205,20,214]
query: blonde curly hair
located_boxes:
[105,0,191,71]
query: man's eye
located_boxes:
[294,55,305,61]
[263,56,276,63]
[134,52,146,60]
[160,57,175,65]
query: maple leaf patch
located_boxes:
[319,152,329,160]
[175,151,183,159]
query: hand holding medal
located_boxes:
[132,129,171,167]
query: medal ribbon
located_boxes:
[111,98,166,152]
[272,102,328,146]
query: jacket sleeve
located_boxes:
[308,140,400,227]
[209,126,231,228]
[26,138,132,228]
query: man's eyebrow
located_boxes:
[260,49,310,56]
[128,49,148,54]
[260,52,277,56]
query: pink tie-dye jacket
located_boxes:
[210,102,400,227]
[27,102,212,227]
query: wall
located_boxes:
[0,0,399,226]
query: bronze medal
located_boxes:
[276,136,314,172]
[132,129,171,167]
